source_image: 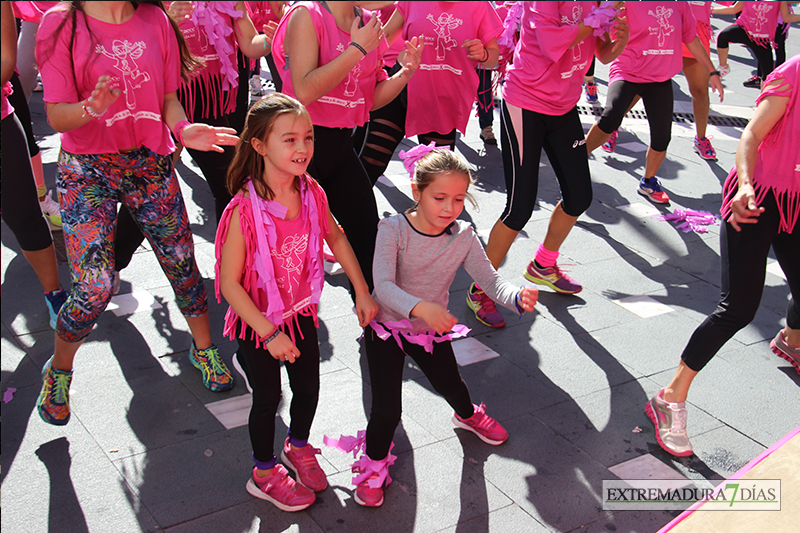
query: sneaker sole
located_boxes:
[451,415,506,445]
[354,491,384,507]
[245,478,314,512]
[771,339,800,375]
[523,270,582,295]
[637,188,670,204]
[466,295,506,328]
[231,353,253,394]
[280,449,328,492]
[644,400,693,457]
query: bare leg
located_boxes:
[32,152,46,198]
[485,219,520,270]
[662,360,698,403]
[52,335,84,371]
[683,57,710,139]
[717,47,729,69]
[585,123,613,154]
[542,202,578,252]
[21,245,61,293]
[644,147,667,179]
[784,326,800,347]
[185,313,213,350]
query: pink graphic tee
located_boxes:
[271,214,314,320]
[609,1,696,85]
[272,1,389,129]
[36,3,180,155]
[736,0,782,49]
[10,1,59,23]
[377,4,404,68]
[502,1,597,116]
[1,82,13,121]
[397,1,503,136]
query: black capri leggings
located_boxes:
[498,100,593,231]
[236,317,320,464]
[680,187,800,372]
[598,79,673,152]
[0,113,52,252]
[717,24,774,79]
[7,72,39,158]
[364,326,474,460]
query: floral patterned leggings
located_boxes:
[55,147,207,342]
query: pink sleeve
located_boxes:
[531,2,580,64]
[36,8,81,103]
[476,2,504,43]
[757,72,795,105]
[680,3,697,44]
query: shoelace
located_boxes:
[586,84,597,96]
[200,348,230,378]
[696,137,715,154]
[50,370,70,406]
[670,405,688,435]
[477,291,499,313]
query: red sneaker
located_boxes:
[452,403,508,445]
[281,438,328,492]
[245,465,315,512]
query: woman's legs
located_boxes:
[683,56,710,140]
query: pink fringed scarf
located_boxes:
[214,175,329,348]
[323,431,397,488]
[721,59,800,234]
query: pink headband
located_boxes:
[398,141,438,179]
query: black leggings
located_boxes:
[498,101,593,231]
[307,126,379,293]
[0,113,52,251]
[7,72,39,158]
[598,79,673,152]
[364,326,474,460]
[237,316,320,464]
[717,24,774,79]
[680,188,800,372]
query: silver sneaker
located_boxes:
[645,390,693,457]
[771,330,800,375]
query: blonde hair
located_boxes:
[407,149,477,212]
[226,93,312,200]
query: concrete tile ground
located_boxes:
[2,15,799,533]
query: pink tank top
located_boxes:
[272,1,388,128]
[736,0,782,49]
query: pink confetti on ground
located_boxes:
[654,209,720,233]
[3,387,17,403]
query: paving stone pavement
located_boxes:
[2,15,799,533]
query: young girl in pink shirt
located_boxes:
[216,93,378,511]
[646,53,800,457]
[34,1,240,425]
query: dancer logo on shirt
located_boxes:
[427,12,462,61]
[272,233,309,302]
[749,2,772,37]
[561,5,584,63]
[647,6,675,48]
[336,42,362,97]
[95,40,151,111]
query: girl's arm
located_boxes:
[712,1,743,16]
[1,1,16,86]
[371,36,423,110]
[780,1,800,24]
[219,205,301,362]
[45,75,120,133]
[595,9,629,64]
[233,1,271,58]
[323,208,379,327]
[285,5,383,105]
[728,82,789,231]
[382,7,406,47]
[163,91,239,152]
[462,36,500,69]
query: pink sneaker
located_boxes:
[354,471,385,507]
[245,465,315,512]
[601,130,618,153]
[466,283,506,328]
[281,439,328,492]
[452,403,508,445]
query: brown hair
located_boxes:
[407,149,477,213]
[43,1,202,100]
[226,93,313,200]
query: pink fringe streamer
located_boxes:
[369,320,471,355]
[323,431,396,488]
[398,141,439,179]
[584,1,618,38]
[653,209,719,234]
[191,2,243,92]
[497,1,523,52]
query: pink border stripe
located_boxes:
[657,425,800,533]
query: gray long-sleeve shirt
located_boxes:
[372,214,521,333]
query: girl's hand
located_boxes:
[263,21,278,46]
[265,331,300,363]
[167,1,194,21]
[710,73,724,102]
[350,14,383,54]
[400,35,423,75]
[517,287,539,312]
[180,124,239,152]
[86,75,120,115]
[355,293,380,328]
[611,11,629,44]
[462,38,487,62]
[728,183,764,232]
[414,302,458,334]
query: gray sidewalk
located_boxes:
[2,16,799,533]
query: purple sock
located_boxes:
[288,430,308,449]
[253,454,277,472]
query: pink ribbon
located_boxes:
[369,320,471,355]
[398,142,439,179]
[324,431,396,488]
[584,1,618,37]
[654,209,720,234]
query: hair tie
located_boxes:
[398,141,438,179]
[584,1,618,37]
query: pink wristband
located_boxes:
[173,120,191,146]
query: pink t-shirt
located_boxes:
[36,3,180,155]
[272,2,389,129]
[245,1,280,28]
[398,1,503,136]
[272,213,314,318]
[502,1,597,116]
[688,1,712,39]
[608,1,696,85]
[737,0,782,49]
[11,1,59,23]
[378,5,404,68]
[1,82,13,121]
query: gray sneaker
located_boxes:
[771,330,800,375]
[645,390,693,457]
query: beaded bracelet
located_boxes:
[350,41,368,57]
[262,325,281,345]
[81,100,106,119]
